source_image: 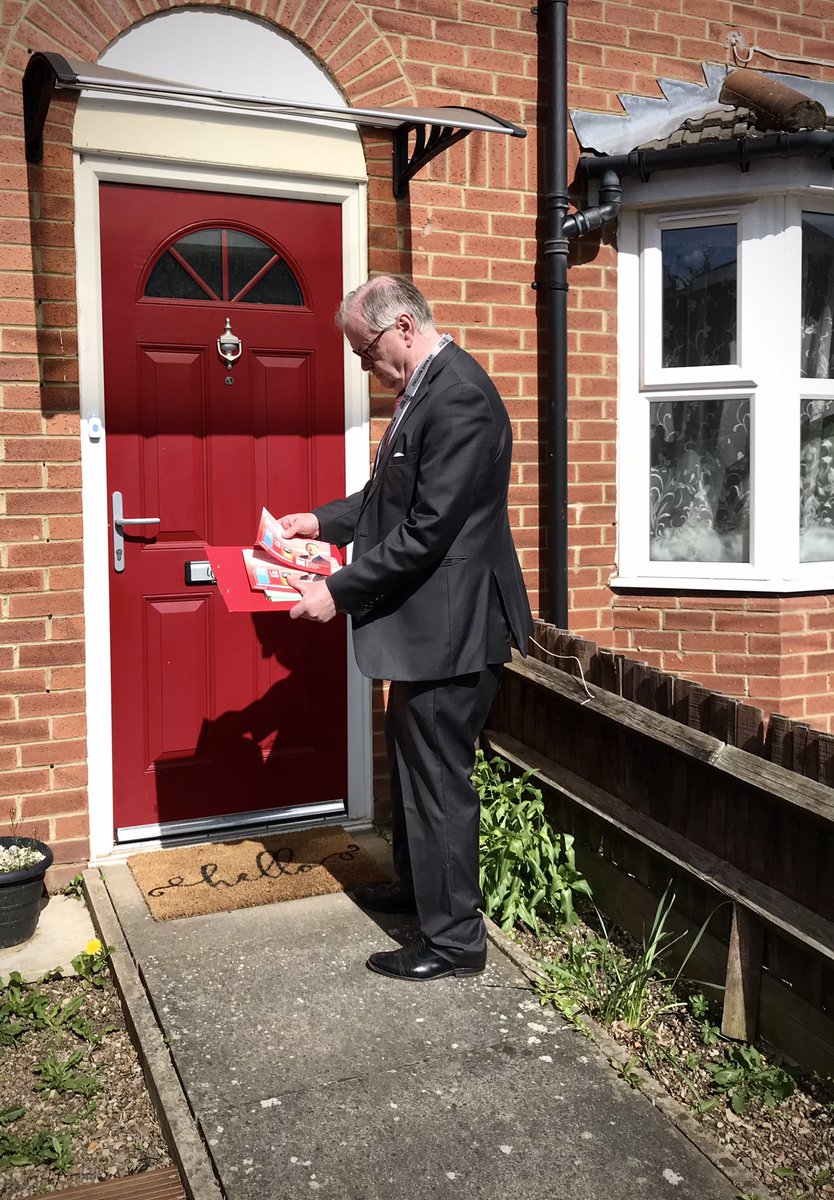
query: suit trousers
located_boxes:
[385,664,504,961]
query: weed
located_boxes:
[61,1099,99,1126]
[614,1056,642,1089]
[0,1127,74,1175]
[687,991,710,1018]
[700,1020,722,1046]
[537,885,714,1032]
[474,751,591,934]
[62,874,84,901]
[706,1044,796,1115]
[71,941,113,987]
[33,1050,100,1098]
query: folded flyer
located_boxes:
[242,548,320,601]
[255,508,333,576]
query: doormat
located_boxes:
[128,826,387,922]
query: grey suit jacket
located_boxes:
[314,342,532,681]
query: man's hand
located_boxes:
[289,577,337,623]
[279,512,320,539]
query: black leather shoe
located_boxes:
[350,881,417,914]
[366,943,486,981]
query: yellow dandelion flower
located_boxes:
[85,938,102,956]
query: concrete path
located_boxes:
[85,845,748,1200]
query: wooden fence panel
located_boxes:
[484,643,834,1069]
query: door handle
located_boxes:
[112,490,160,573]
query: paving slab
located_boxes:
[207,1039,734,1200]
[0,891,97,981]
[97,858,741,1200]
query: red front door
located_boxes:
[101,183,347,835]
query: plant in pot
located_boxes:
[0,812,53,949]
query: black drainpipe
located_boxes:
[540,0,621,629]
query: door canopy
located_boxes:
[23,51,527,198]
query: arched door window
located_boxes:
[144,227,304,306]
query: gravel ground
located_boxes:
[0,972,171,1198]
[517,921,834,1200]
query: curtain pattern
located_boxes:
[800,399,834,562]
[800,215,834,562]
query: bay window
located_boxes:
[616,184,834,591]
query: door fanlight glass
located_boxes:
[144,227,304,306]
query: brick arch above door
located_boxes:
[2,1,414,113]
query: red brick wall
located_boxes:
[611,594,834,733]
[565,0,834,729]
[0,0,540,854]
[5,0,833,860]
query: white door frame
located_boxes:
[74,150,372,860]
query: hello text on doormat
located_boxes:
[128,826,386,921]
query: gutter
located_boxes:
[580,128,834,181]
[539,0,622,629]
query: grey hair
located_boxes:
[336,275,435,334]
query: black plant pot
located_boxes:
[0,837,53,949]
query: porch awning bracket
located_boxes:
[392,123,470,200]
[22,51,526,198]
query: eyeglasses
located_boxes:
[355,326,393,362]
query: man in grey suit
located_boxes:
[281,275,532,981]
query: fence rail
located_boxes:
[485,624,834,1074]
[527,619,834,783]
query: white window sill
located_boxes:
[610,574,834,594]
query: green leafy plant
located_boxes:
[537,885,715,1032]
[688,991,710,1018]
[0,1126,74,1175]
[700,1020,722,1046]
[706,1043,796,1115]
[33,1050,100,1098]
[474,751,591,933]
[62,1099,99,1126]
[0,973,49,1046]
[62,874,84,901]
[71,940,113,987]
[614,1056,642,1089]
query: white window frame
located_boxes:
[614,167,834,592]
[641,206,753,390]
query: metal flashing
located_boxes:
[571,62,834,160]
[22,51,525,197]
[570,62,734,156]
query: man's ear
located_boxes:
[396,312,416,345]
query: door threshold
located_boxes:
[100,801,347,861]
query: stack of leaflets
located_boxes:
[242,508,338,603]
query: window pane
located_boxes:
[144,251,213,301]
[650,397,750,562]
[661,225,737,368]
[143,227,303,304]
[240,258,304,306]
[800,398,834,561]
[227,230,275,300]
[175,229,223,298]
[801,213,834,379]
